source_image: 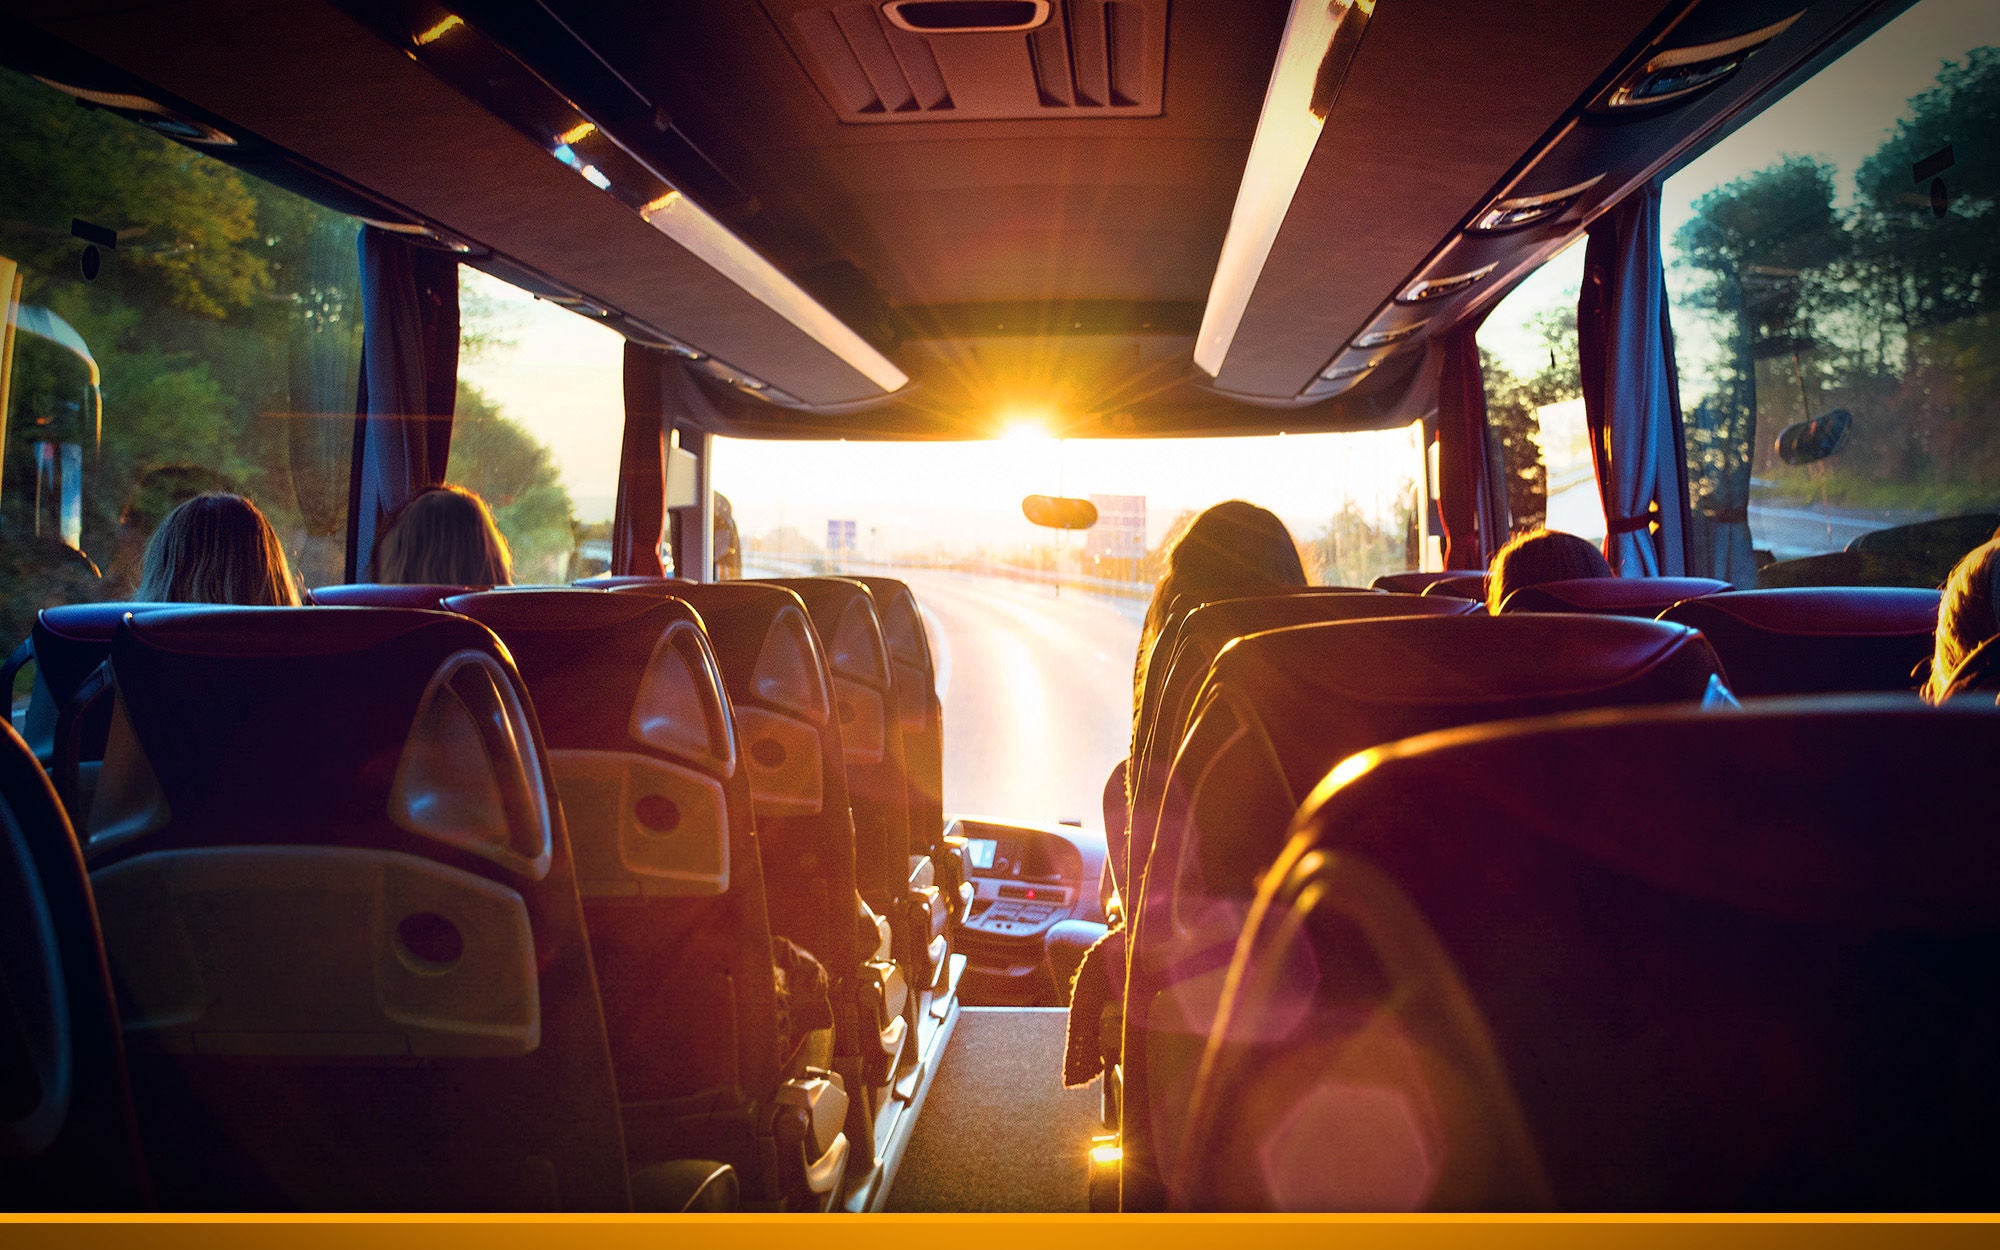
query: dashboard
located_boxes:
[948,816,1108,1006]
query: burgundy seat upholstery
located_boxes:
[1497,575,1731,617]
[1119,613,1727,1211]
[87,606,632,1210]
[755,582,923,932]
[608,580,905,1155]
[1420,572,1489,601]
[1657,587,1939,696]
[1185,697,2000,1211]
[0,720,147,1210]
[444,589,832,1204]
[575,575,694,591]
[1369,572,1460,595]
[308,582,490,609]
[1126,592,1479,902]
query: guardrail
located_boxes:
[742,552,1153,601]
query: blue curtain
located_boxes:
[345,228,460,580]
[613,343,669,577]
[1578,182,1689,577]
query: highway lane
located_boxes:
[898,570,1143,829]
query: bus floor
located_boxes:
[883,1007,1102,1211]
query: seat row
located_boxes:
[1103,575,1989,1210]
[0,574,956,1211]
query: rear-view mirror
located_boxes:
[1022,495,1098,530]
[1775,409,1852,466]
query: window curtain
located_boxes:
[614,343,669,577]
[1578,181,1689,577]
[345,228,460,580]
[1435,328,1504,569]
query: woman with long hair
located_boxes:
[371,484,513,586]
[1923,534,2000,702]
[136,493,300,606]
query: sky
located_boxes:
[458,0,1995,551]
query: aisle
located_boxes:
[882,1008,1102,1212]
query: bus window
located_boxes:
[453,269,623,582]
[1477,237,1604,545]
[712,426,1423,823]
[0,64,360,650]
[1665,0,2000,588]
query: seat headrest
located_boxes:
[1498,576,1731,616]
[32,603,175,701]
[573,575,694,591]
[309,583,488,609]
[1297,693,2000,933]
[446,589,735,775]
[98,607,553,877]
[1661,586,1939,637]
[1371,571,1461,594]
[758,578,891,689]
[1421,572,1488,600]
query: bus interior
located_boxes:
[1,0,1998,1214]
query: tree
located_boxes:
[448,381,577,582]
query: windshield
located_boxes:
[714,424,1425,824]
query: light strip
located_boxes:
[1193,0,1373,377]
[640,192,908,393]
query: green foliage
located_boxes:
[1302,496,1415,587]
[1673,48,2000,529]
[448,381,577,582]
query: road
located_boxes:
[899,570,1142,829]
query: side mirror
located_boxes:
[1022,495,1098,530]
[1775,408,1852,466]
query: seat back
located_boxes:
[1122,614,1726,1210]
[1127,592,1476,899]
[445,588,785,1178]
[848,577,943,855]
[612,580,890,1152]
[1658,587,1939,696]
[87,606,630,1210]
[756,579,909,915]
[1497,575,1731,616]
[309,582,489,609]
[1185,698,2000,1210]
[0,721,147,1210]
[22,604,174,782]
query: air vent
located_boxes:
[1397,264,1497,305]
[778,0,1166,123]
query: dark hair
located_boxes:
[136,493,300,606]
[1487,528,1613,613]
[1135,500,1306,719]
[372,484,513,586]
[1924,535,2000,703]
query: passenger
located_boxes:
[1922,534,2000,703]
[1064,502,1305,1090]
[135,493,301,606]
[371,484,513,586]
[1134,500,1307,729]
[111,464,235,595]
[1486,527,1613,614]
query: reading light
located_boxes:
[1599,13,1802,111]
[638,194,908,394]
[400,10,909,398]
[1320,353,1389,381]
[1396,263,1496,304]
[1194,0,1374,376]
[1470,175,1603,234]
[1090,1143,1123,1166]
[1352,320,1427,349]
